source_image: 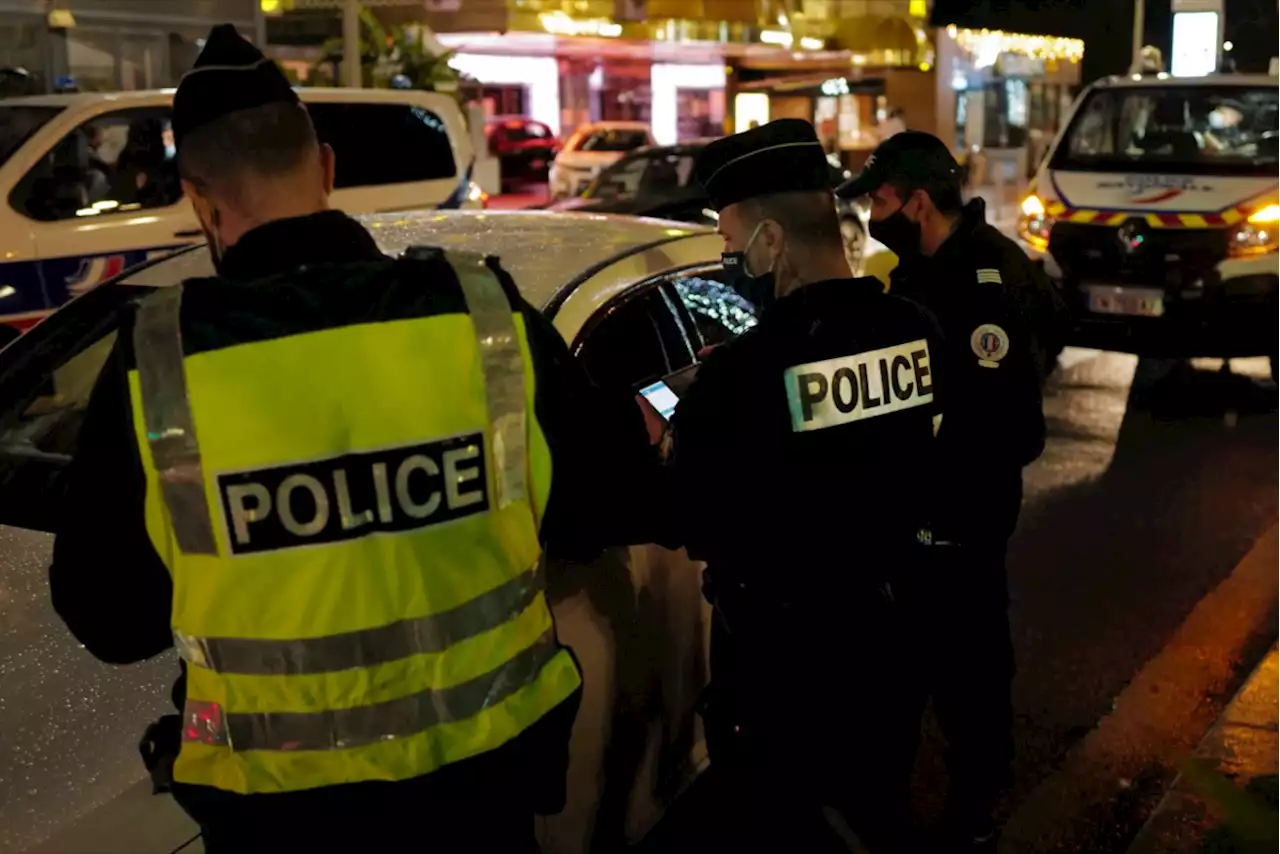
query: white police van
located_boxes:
[1016,71,1278,365]
[0,87,478,336]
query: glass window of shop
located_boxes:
[65,28,171,91]
[0,17,48,95]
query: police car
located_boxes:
[0,211,748,854]
[0,87,480,339]
[1015,71,1279,367]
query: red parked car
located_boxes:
[485,115,559,192]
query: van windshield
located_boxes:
[0,106,62,167]
[1051,85,1279,176]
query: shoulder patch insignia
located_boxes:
[970,323,1010,367]
[976,268,1003,285]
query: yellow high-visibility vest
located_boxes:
[128,251,581,795]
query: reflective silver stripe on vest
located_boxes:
[133,286,218,556]
[174,565,542,675]
[444,252,527,510]
[183,630,561,751]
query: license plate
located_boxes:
[1084,285,1165,318]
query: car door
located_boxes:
[10,104,198,313]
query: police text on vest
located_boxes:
[784,339,933,432]
[216,432,489,555]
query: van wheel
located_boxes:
[841,215,866,274]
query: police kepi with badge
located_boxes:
[666,118,948,853]
[839,131,1069,853]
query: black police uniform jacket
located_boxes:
[890,199,1068,544]
[669,276,946,611]
[49,210,658,828]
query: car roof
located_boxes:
[1092,73,1278,89]
[577,121,651,132]
[122,210,712,311]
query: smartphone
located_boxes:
[638,380,680,421]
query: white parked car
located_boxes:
[0,87,480,338]
[548,121,655,200]
[0,210,758,854]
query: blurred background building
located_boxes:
[0,1,260,94]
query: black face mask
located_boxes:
[869,206,923,259]
[722,223,776,312]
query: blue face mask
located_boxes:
[721,222,776,312]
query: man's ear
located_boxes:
[759,219,786,252]
[181,179,211,222]
[319,142,336,195]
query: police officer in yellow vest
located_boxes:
[49,25,653,852]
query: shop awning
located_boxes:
[833,15,920,55]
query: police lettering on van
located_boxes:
[217,432,489,555]
[784,339,933,432]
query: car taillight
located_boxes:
[1017,194,1054,252]
[1228,202,1280,257]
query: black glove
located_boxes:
[139,714,182,794]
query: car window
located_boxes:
[307,102,457,188]
[640,153,696,195]
[1053,85,1279,176]
[501,120,552,142]
[669,269,758,349]
[0,105,63,168]
[574,283,696,389]
[579,129,649,152]
[584,153,648,200]
[0,281,149,532]
[9,107,182,222]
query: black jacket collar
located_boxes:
[217,210,385,281]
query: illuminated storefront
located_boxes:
[935,25,1084,175]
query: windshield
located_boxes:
[0,106,62,167]
[576,128,649,153]
[502,120,552,142]
[1052,85,1279,176]
[584,150,699,201]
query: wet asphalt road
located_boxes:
[0,349,1275,853]
[644,349,1279,852]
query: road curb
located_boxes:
[1124,642,1278,854]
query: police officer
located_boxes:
[668,119,947,853]
[49,25,653,852]
[838,131,1067,852]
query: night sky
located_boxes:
[930,0,1278,82]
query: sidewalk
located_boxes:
[1126,643,1279,854]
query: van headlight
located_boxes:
[1228,203,1280,257]
[1017,194,1054,252]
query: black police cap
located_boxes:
[695,119,832,211]
[836,130,961,199]
[172,24,299,148]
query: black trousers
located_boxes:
[913,540,1016,832]
[702,592,920,853]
